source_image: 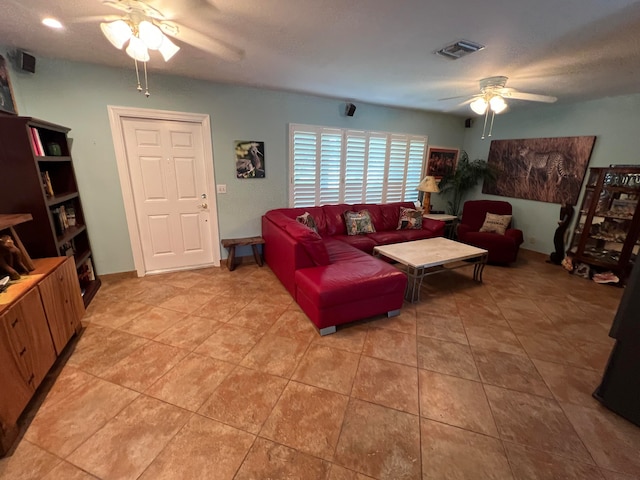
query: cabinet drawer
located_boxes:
[38,257,85,354]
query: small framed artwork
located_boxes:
[426,146,459,179]
[235,141,265,179]
[0,55,17,115]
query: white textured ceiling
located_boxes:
[2,0,640,114]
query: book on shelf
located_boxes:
[65,206,76,226]
[60,240,75,257]
[41,170,54,197]
[30,127,44,156]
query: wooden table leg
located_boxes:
[226,246,236,271]
[251,244,263,267]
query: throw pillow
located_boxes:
[296,212,318,233]
[397,207,423,230]
[344,210,376,236]
[479,212,512,235]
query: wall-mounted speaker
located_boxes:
[20,51,36,73]
[464,118,473,128]
[345,102,356,117]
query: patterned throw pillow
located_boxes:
[344,210,376,236]
[397,207,423,230]
[479,212,512,235]
[296,212,318,233]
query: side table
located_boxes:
[423,213,458,239]
[221,236,265,271]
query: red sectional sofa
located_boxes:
[262,202,445,335]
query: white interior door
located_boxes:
[120,117,215,273]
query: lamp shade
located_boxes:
[416,176,439,193]
[138,20,164,50]
[158,35,180,61]
[470,97,488,115]
[489,95,507,113]
[126,35,150,62]
[100,20,132,49]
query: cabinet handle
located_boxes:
[28,373,35,384]
[11,318,19,327]
[19,346,27,356]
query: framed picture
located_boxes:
[482,136,596,205]
[426,147,459,179]
[0,55,17,115]
[235,140,265,179]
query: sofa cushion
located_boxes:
[397,207,423,230]
[331,234,378,253]
[479,212,512,235]
[323,204,351,236]
[344,210,376,235]
[283,220,330,266]
[296,212,319,233]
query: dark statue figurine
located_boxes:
[0,234,33,280]
[549,203,574,265]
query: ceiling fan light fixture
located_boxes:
[138,20,164,50]
[489,95,507,113]
[470,97,488,115]
[101,20,132,49]
[158,35,180,62]
[126,35,150,62]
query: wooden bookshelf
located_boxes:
[0,117,101,306]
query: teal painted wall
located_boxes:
[3,51,466,274]
[462,94,640,255]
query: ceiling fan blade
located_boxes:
[503,90,557,103]
[438,93,481,102]
[159,22,244,62]
[70,15,122,24]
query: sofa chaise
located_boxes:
[262,202,445,334]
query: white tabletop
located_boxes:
[423,214,458,222]
[374,237,487,268]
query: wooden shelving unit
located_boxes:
[568,166,640,282]
[0,117,100,306]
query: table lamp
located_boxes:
[416,176,439,212]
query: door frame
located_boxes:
[107,105,221,276]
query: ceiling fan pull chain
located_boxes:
[143,61,150,97]
[481,108,489,140]
[134,59,142,93]
[488,111,496,137]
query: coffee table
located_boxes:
[373,237,488,303]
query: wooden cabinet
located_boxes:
[569,166,640,281]
[38,257,85,354]
[0,257,84,455]
[0,289,56,424]
[0,116,101,306]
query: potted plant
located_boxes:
[437,150,496,216]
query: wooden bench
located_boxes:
[221,236,265,271]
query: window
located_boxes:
[289,124,427,207]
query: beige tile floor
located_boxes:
[2,250,640,479]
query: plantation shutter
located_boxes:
[289,124,428,208]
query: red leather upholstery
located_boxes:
[457,200,524,264]
[262,202,445,333]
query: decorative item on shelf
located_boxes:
[41,171,54,197]
[415,176,439,212]
[30,127,44,155]
[45,142,62,156]
[65,206,77,226]
[0,234,34,280]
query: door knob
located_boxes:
[200,203,208,208]
[201,193,207,199]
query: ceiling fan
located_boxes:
[85,0,245,95]
[441,76,557,139]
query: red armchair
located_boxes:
[457,200,524,264]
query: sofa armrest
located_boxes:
[505,228,524,246]
[457,223,474,237]
[422,218,446,237]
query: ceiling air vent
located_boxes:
[435,40,485,60]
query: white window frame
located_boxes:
[289,123,428,208]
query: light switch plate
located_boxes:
[217,184,227,194]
